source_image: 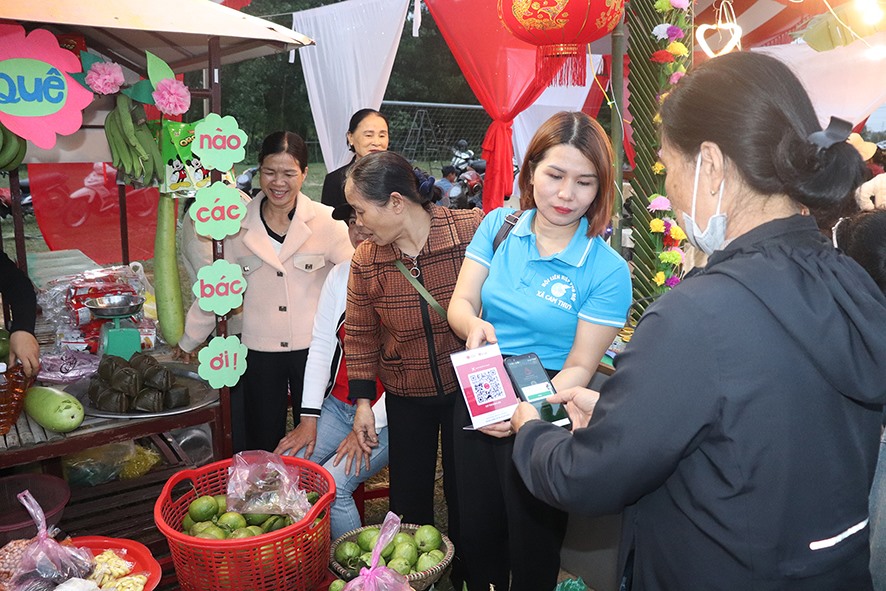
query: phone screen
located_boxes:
[504,354,571,428]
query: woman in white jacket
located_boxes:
[275,202,389,538]
[175,131,353,452]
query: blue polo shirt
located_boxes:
[465,207,631,370]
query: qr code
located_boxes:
[469,368,506,405]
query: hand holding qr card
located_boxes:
[450,344,520,429]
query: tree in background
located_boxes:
[186,0,473,164]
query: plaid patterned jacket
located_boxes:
[346,206,484,399]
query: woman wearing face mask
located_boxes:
[175,131,353,452]
[321,109,390,208]
[510,52,886,590]
[447,111,631,591]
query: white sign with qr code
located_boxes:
[451,343,521,429]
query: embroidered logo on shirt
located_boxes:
[536,274,576,311]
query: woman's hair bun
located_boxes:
[773,132,866,211]
[413,167,439,203]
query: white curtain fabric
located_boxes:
[510,55,604,199]
[754,33,886,129]
[292,0,409,171]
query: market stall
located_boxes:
[1,4,317,588]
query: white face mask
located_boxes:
[682,152,727,255]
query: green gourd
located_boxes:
[23,386,85,433]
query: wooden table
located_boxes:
[0,402,224,473]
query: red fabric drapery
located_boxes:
[581,55,636,170]
[425,0,561,212]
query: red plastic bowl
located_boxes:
[0,474,71,546]
[71,536,162,591]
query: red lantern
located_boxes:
[498,0,624,85]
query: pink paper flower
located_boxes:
[670,0,690,8]
[669,71,686,85]
[152,78,191,116]
[647,195,672,211]
[85,61,125,95]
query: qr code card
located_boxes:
[469,367,506,405]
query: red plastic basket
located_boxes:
[153,457,335,591]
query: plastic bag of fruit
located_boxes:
[344,512,412,591]
[226,450,311,521]
[11,491,92,591]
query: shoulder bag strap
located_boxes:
[492,210,525,253]
[394,260,448,321]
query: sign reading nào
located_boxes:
[191,113,247,172]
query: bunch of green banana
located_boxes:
[104,94,164,187]
[0,122,28,172]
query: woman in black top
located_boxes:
[320,109,389,208]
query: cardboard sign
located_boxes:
[190,181,246,240]
[192,113,247,172]
[193,259,246,316]
[0,24,94,149]
[198,335,248,389]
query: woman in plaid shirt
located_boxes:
[343,151,483,587]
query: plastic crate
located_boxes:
[153,457,335,591]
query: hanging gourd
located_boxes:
[498,0,625,85]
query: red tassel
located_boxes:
[537,44,587,87]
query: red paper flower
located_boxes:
[650,50,676,64]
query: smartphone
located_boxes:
[503,353,572,429]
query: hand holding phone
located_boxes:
[503,353,572,429]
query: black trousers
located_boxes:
[385,394,463,586]
[453,396,567,591]
[241,348,308,452]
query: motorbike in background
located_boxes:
[0,176,34,218]
[448,140,486,209]
[236,167,260,197]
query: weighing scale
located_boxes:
[85,295,145,359]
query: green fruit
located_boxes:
[414,525,442,553]
[334,540,362,567]
[213,495,228,516]
[387,557,412,576]
[217,512,247,532]
[416,551,441,572]
[189,521,215,536]
[356,527,380,552]
[380,540,395,560]
[329,580,346,591]
[359,551,384,568]
[306,491,320,505]
[181,514,195,532]
[23,386,84,433]
[229,527,254,539]
[195,524,227,540]
[428,549,445,562]
[244,513,273,526]
[391,542,418,567]
[261,515,287,533]
[246,525,265,536]
[188,496,220,523]
[392,532,415,548]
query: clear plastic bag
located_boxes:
[225,450,310,521]
[11,491,93,591]
[343,512,412,591]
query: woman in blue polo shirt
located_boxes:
[448,111,631,591]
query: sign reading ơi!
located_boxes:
[0,24,94,149]
[198,335,248,389]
